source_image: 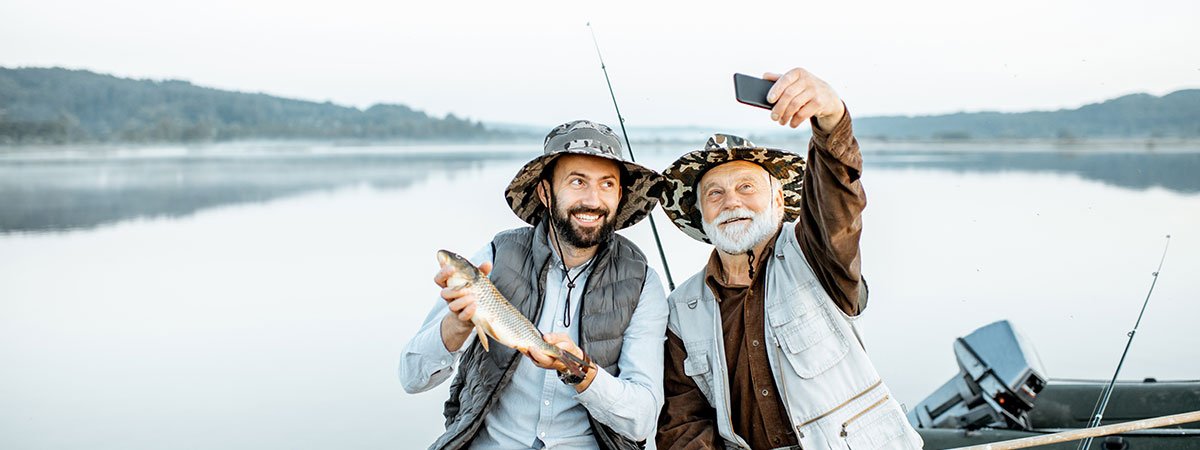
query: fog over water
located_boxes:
[2,142,1198,448]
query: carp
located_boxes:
[437,249,588,378]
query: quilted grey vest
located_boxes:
[429,221,649,450]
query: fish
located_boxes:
[437,249,588,378]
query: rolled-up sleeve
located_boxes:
[574,267,669,441]
[397,247,487,393]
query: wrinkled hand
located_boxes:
[435,261,492,336]
[525,332,585,372]
[764,68,845,131]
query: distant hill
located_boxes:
[854,90,1200,141]
[0,67,511,144]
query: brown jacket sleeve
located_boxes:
[795,106,869,316]
[656,330,720,450]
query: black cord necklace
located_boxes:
[547,188,592,328]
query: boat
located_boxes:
[908,320,1200,449]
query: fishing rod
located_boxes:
[586,22,676,290]
[1077,234,1171,450]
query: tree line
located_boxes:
[0,67,513,144]
[854,89,1200,141]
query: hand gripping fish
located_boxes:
[437,249,589,378]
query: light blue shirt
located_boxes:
[399,237,668,449]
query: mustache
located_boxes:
[567,205,610,217]
[710,208,755,225]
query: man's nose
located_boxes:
[580,185,603,206]
[720,191,744,210]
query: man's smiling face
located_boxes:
[540,154,623,249]
[697,160,783,254]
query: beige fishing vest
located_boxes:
[666,223,923,449]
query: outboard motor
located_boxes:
[907,320,1047,430]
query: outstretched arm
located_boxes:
[764,68,868,316]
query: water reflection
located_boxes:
[866,150,1200,194]
[0,146,531,232]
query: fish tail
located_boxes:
[557,349,588,378]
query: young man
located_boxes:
[655,68,923,449]
[400,120,669,450]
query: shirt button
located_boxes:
[543,400,550,406]
[539,431,546,438]
[752,340,760,347]
[762,389,770,397]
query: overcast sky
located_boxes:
[2,0,1197,130]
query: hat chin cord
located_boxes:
[545,185,592,328]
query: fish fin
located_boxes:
[558,349,588,378]
[475,323,491,352]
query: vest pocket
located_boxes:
[771,303,849,378]
[682,341,716,407]
[839,398,909,450]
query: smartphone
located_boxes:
[734,73,775,110]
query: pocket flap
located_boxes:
[683,352,710,376]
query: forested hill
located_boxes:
[854,89,1200,140]
[0,67,509,144]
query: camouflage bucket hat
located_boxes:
[504,120,665,230]
[659,134,806,243]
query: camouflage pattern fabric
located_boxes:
[659,133,806,243]
[504,120,665,231]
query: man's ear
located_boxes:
[536,180,550,207]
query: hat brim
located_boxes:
[504,150,664,230]
[659,147,806,243]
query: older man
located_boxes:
[400,120,669,449]
[655,69,923,449]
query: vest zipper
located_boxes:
[839,394,890,438]
[796,379,883,428]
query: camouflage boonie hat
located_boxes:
[659,134,806,243]
[504,120,664,230]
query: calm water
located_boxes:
[2,142,1199,449]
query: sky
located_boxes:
[2,0,1197,130]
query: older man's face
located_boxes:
[697,160,784,254]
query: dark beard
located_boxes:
[550,204,615,249]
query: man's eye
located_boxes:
[570,179,584,187]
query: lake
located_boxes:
[2,141,1198,449]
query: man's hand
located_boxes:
[435,261,492,352]
[526,333,598,393]
[764,68,845,131]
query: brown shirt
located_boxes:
[657,111,867,450]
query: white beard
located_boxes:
[702,205,782,255]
